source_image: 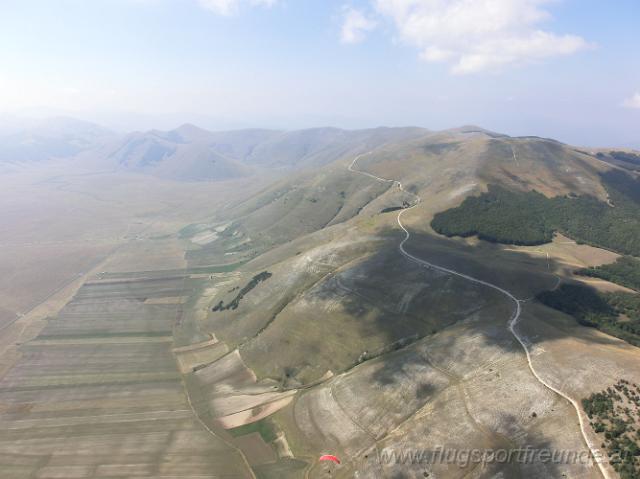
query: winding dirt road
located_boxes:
[348,152,611,479]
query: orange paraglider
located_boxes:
[319,454,341,464]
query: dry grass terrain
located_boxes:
[184,130,640,477]
[2,127,639,478]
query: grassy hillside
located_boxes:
[104,125,428,182]
[107,130,255,181]
[184,164,411,265]
[244,126,427,170]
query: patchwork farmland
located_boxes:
[0,270,252,478]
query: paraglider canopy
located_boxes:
[319,454,341,464]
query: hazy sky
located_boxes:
[1,0,638,146]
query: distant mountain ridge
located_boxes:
[3,117,638,188]
[0,116,432,180]
[0,116,115,167]
[100,124,428,181]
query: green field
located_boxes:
[229,418,279,442]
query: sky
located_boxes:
[0,0,638,146]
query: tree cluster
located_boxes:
[536,284,640,347]
[578,256,640,292]
[212,271,273,312]
[583,380,640,478]
[431,170,640,256]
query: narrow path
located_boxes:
[348,152,610,479]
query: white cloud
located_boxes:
[369,0,590,74]
[341,7,378,44]
[197,0,277,16]
[623,92,640,109]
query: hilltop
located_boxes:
[172,126,640,478]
